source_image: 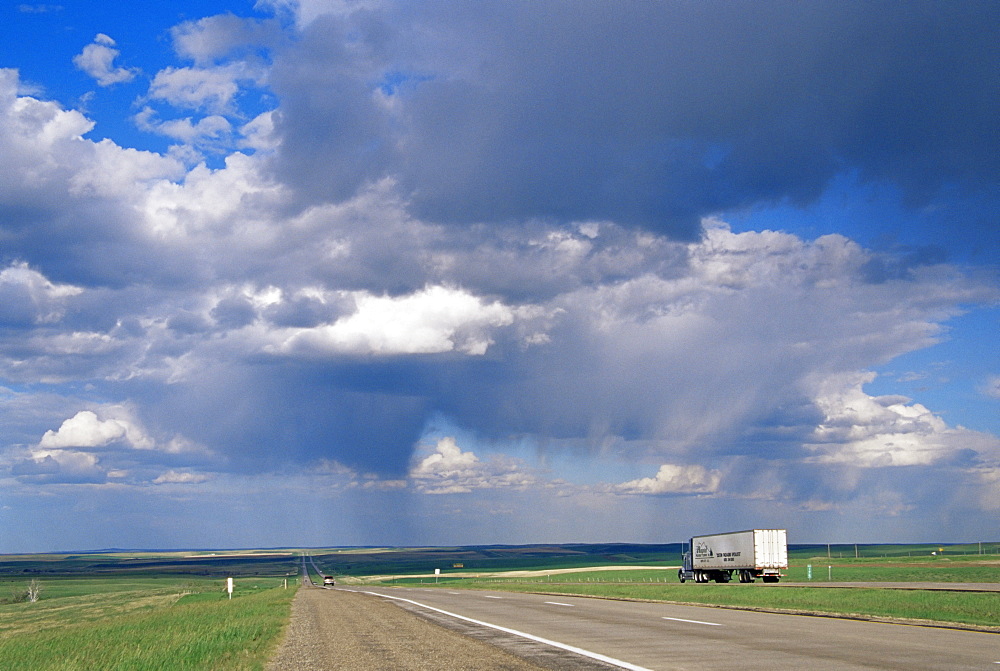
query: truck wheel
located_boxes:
[678,570,685,583]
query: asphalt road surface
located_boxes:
[312,585,1000,670]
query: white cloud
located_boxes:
[135,107,234,145]
[980,375,1000,399]
[412,437,479,476]
[1,68,93,155]
[278,285,515,356]
[141,151,283,237]
[73,34,138,87]
[153,470,210,484]
[410,437,536,494]
[39,409,153,450]
[15,449,102,483]
[615,463,721,495]
[0,262,82,325]
[804,372,1000,467]
[147,64,262,114]
[170,13,276,65]
[0,68,183,203]
[239,111,278,151]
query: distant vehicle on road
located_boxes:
[322,576,336,586]
[679,529,787,583]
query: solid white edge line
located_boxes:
[662,616,722,626]
[354,590,653,671]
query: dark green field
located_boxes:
[6,541,996,582]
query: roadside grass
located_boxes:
[0,576,295,670]
[381,557,1000,586]
[783,560,1000,583]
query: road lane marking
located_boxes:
[662,616,722,626]
[545,601,575,607]
[484,595,503,599]
[360,590,653,671]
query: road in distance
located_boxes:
[342,586,999,670]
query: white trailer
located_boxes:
[678,529,787,583]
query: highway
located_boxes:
[339,586,1000,670]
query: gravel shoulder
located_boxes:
[267,586,550,670]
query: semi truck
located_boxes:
[322,575,336,586]
[678,529,787,583]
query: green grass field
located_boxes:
[0,576,296,670]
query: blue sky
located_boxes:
[1,0,998,553]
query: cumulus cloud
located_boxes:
[615,464,721,495]
[73,34,138,86]
[410,437,536,494]
[0,262,82,326]
[39,409,153,450]
[278,286,516,356]
[11,449,103,484]
[147,64,262,114]
[170,13,282,65]
[805,372,999,467]
[135,107,234,146]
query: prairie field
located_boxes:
[0,575,295,670]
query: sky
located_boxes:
[0,0,998,553]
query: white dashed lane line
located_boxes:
[361,591,653,671]
[662,616,723,626]
[544,601,575,607]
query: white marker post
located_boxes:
[227,577,234,600]
[435,568,441,584]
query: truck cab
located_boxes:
[322,576,336,586]
[678,550,732,583]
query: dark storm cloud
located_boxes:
[140,358,431,476]
[265,0,1000,241]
